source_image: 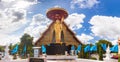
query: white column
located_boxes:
[33,47,41,58]
[71,50,74,55]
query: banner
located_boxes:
[101,44,106,51]
[110,44,118,52]
[90,45,97,52]
[42,45,46,53]
[84,45,90,53]
[11,44,19,54]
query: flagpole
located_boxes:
[25,44,27,58]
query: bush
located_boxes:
[21,56,27,59]
[13,54,17,60]
[90,57,97,60]
[118,54,120,62]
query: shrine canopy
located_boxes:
[46,7,68,21]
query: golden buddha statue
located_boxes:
[54,19,62,43]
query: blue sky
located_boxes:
[0,0,120,45]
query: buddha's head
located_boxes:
[56,19,60,23]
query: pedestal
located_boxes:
[46,43,66,55]
[32,47,41,58]
[30,47,45,62]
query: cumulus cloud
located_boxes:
[90,15,120,39]
[71,0,99,9]
[0,8,27,45]
[0,0,39,45]
[13,0,37,9]
[0,34,21,45]
[77,33,93,44]
[65,13,85,30]
[0,0,38,9]
[89,15,120,44]
[24,14,52,42]
[111,39,118,45]
[0,8,26,34]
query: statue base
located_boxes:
[46,43,66,55]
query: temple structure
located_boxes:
[35,8,81,46]
[35,7,82,55]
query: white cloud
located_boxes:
[0,8,27,34]
[0,8,27,45]
[77,33,93,44]
[0,0,39,45]
[89,15,120,44]
[111,40,118,45]
[24,14,52,42]
[0,0,38,10]
[0,34,21,46]
[90,15,120,39]
[71,0,99,9]
[13,0,37,9]
[65,13,85,30]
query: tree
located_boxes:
[96,39,112,61]
[78,44,85,58]
[19,33,33,57]
[9,43,18,55]
[0,46,4,52]
[78,44,90,59]
[96,39,112,47]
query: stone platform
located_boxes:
[0,58,118,62]
[46,55,77,60]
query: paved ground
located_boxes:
[0,57,118,62]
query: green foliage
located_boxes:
[13,54,17,59]
[90,57,97,60]
[96,39,112,47]
[78,44,90,59]
[0,46,4,52]
[78,39,113,60]
[19,33,33,58]
[9,43,12,50]
[78,44,85,58]
[84,45,90,59]
[98,44,103,60]
[95,39,113,61]
[118,57,120,62]
[9,44,18,55]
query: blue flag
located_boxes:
[84,45,90,53]
[110,45,118,52]
[71,45,75,50]
[42,45,46,53]
[76,45,81,52]
[21,45,27,56]
[11,44,19,54]
[101,44,106,51]
[23,45,26,53]
[90,45,97,52]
